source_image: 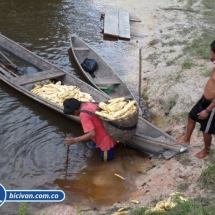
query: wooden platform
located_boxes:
[104,9,130,39]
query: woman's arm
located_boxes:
[65,130,96,146]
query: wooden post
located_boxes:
[139,48,142,106]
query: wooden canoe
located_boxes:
[0,34,188,158]
[70,34,135,100]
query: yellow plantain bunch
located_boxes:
[145,192,188,214]
[145,198,177,214]
[30,81,95,106]
[95,97,137,120]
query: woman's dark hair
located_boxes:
[63,98,82,115]
[211,40,215,54]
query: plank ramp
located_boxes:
[14,68,65,85]
[104,9,119,37]
[118,11,130,39]
[104,9,130,39]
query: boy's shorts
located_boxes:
[100,147,114,162]
[90,141,114,162]
[189,96,215,134]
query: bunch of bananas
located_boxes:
[145,192,187,214]
[30,81,95,106]
[95,97,137,120]
[145,198,177,214]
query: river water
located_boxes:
[0,0,150,214]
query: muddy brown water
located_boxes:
[0,0,151,214]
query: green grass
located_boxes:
[208,149,215,164]
[181,61,193,69]
[128,197,215,215]
[183,31,214,60]
[175,72,183,82]
[202,0,215,9]
[16,203,30,215]
[181,157,191,165]
[178,182,190,192]
[198,166,215,191]
[181,111,188,120]
[166,60,175,66]
[162,41,176,47]
[168,98,177,110]
[175,153,192,167]
[75,205,82,213]
[198,150,215,191]
[202,10,214,16]
[201,69,211,77]
[146,53,160,66]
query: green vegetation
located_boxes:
[198,150,215,191]
[146,53,160,66]
[167,95,179,111]
[181,61,193,70]
[166,54,183,67]
[175,152,192,166]
[183,31,213,60]
[178,182,190,192]
[75,205,82,213]
[129,197,215,215]
[127,1,215,213]
[162,40,177,47]
[181,111,189,120]
[168,99,176,110]
[202,10,214,16]
[174,72,183,82]
[16,203,30,215]
[208,149,215,164]
[181,157,192,166]
[166,60,175,66]
[201,69,211,77]
[202,0,215,9]
[198,166,215,190]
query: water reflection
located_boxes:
[0,0,148,214]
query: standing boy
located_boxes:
[174,40,215,159]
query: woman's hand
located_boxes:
[65,136,77,145]
[64,130,95,146]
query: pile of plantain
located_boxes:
[95,97,137,120]
[30,81,95,106]
[145,198,177,214]
[145,192,187,214]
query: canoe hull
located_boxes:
[0,34,187,158]
[70,34,135,100]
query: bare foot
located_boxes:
[194,149,209,159]
[173,137,190,145]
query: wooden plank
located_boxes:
[14,68,65,85]
[73,47,90,51]
[104,9,119,37]
[119,11,130,39]
[0,67,13,78]
[94,79,121,85]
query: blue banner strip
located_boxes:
[6,190,65,202]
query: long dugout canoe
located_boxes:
[0,34,188,158]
